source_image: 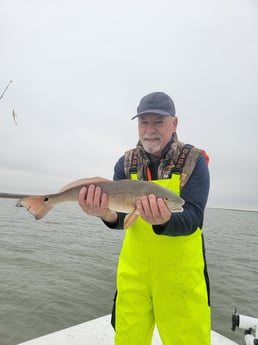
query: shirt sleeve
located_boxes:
[153,153,210,236]
[113,155,127,180]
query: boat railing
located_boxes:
[231,309,258,345]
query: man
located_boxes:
[79,91,210,345]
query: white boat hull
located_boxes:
[17,314,239,345]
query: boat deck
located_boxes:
[17,314,239,345]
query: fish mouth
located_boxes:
[165,201,184,213]
[173,206,184,212]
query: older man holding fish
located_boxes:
[79,92,210,345]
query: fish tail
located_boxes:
[18,195,53,220]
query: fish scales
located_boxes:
[18,178,185,227]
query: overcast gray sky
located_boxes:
[0,0,257,210]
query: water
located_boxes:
[0,199,257,345]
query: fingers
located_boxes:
[79,185,107,216]
[78,185,118,223]
[78,186,87,208]
[88,185,103,212]
[136,194,171,225]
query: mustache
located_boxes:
[143,134,161,140]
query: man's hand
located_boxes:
[136,194,171,225]
[79,185,118,223]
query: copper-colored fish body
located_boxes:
[18,177,185,227]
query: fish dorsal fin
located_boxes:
[60,177,110,192]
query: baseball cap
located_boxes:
[131,92,176,120]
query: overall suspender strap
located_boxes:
[170,144,193,194]
[129,149,139,180]
[129,150,152,181]
[172,144,193,174]
[129,144,194,182]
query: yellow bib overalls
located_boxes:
[114,174,211,345]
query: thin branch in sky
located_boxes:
[0,80,13,101]
[0,81,18,125]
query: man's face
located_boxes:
[138,114,178,157]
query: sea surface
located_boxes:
[0,198,257,345]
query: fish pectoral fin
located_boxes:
[60,177,110,192]
[124,211,139,230]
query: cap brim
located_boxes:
[131,109,173,120]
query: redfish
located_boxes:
[18,177,184,229]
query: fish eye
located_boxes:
[44,197,49,203]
